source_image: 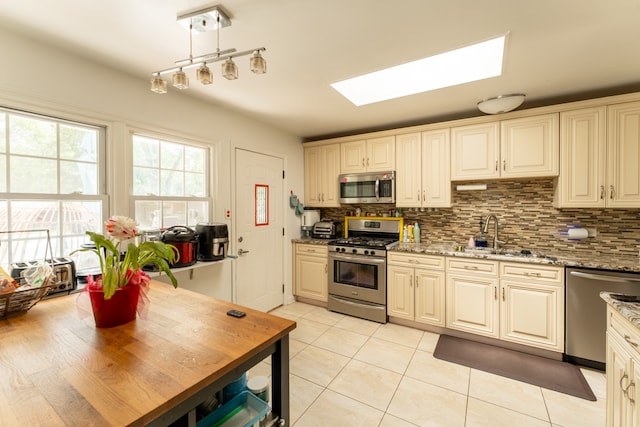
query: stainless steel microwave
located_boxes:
[339,171,395,204]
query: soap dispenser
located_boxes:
[414,223,421,244]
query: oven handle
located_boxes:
[375,178,380,201]
[569,271,640,283]
[329,253,386,265]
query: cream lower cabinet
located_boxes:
[294,243,328,302]
[387,252,446,327]
[446,258,564,352]
[607,306,640,427]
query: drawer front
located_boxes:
[446,257,498,276]
[609,308,640,357]
[296,244,327,256]
[387,252,445,270]
[500,262,564,284]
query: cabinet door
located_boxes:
[387,265,414,320]
[422,129,451,208]
[607,101,640,208]
[500,113,559,178]
[446,273,499,338]
[340,140,367,173]
[295,253,328,302]
[304,146,322,206]
[556,107,607,208]
[395,133,422,207]
[451,122,500,180]
[415,269,446,327]
[500,279,563,351]
[607,332,633,427]
[321,144,341,206]
[366,136,396,172]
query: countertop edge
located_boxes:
[601,291,640,330]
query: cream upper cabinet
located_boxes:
[395,131,451,208]
[451,122,500,180]
[294,243,328,302]
[555,106,607,208]
[607,101,640,208]
[340,136,395,173]
[304,143,340,207]
[451,114,559,181]
[387,252,446,327]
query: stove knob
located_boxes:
[370,250,376,256]
[340,248,346,253]
[363,250,369,255]
[352,249,358,254]
[335,247,341,252]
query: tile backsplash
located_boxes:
[318,178,640,258]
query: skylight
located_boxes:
[331,35,507,106]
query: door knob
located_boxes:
[238,249,250,255]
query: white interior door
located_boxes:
[234,149,284,311]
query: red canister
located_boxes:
[161,226,198,268]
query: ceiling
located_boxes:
[1,0,640,140]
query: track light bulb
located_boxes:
[197,64,213,85]
[222,58,238,80]
[150,76,167,94]
[172,69,189,89]
[250,50,267,74]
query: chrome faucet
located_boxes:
[483,214,505,251]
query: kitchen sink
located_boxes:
[454,246,558,261]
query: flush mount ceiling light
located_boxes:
[150,4,266,94]
[331,35,507,106]
[477,93,526,114]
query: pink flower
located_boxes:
[127,269,151,287]
[105,216,138,242]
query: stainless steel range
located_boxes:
[327,218,401,323]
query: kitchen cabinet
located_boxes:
[555,106,607,207]
[294,243,328,302]
[340,136,395,173]
[304,143,340,207]
[451,113,559,181]
[446,258,564,351]
[395,130,451,208]
[606,306,640,426]
[555,101,640,208]
[387,252,446,326]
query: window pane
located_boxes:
[61,161,98,194]
[133,136,158,168]
[185,146,205,173]
[187,201,208,226]
[62,201,102,253]
[0,154,5,192]
[10,156,57,193]
[134,200,162,228]
[161,141,184,170]
[0,200,6,231]
[160,170,184,197]
[185,172,205,197]
[60,124,98,162]
[133,166,159,196]
[162,201,186,227]
[0,112,5,153]
[9,115,57,157]
[10,200,60,235]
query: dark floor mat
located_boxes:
[433,334,596,401]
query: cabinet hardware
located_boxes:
[502,288,505,301]
[600,185,605,200]
[524,272,542,277]
[494,286,497,300]
[610,185,615,199]
[627,382,636,404]
[422,190,426,201]
[317,193,321,201]
[324,264,327,273]
[621,373,629,396]
[503,160,506,171]
[362,158,365,167]
[418,190,421,201]
[321,193,325,202]
[495,160,498,171]
[463,265,479,270]
[409,276,413,287]
[367,157,370,166]
[624,335,639,347]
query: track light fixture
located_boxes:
[150,5,266,94]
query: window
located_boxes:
[132,134,209,228]
[0,108,106,266]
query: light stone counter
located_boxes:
[601,291,640,330]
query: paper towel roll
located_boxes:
[568,228,589,239]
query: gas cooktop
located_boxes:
[329,236,398,250]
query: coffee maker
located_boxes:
[301,209,320,238]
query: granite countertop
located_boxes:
[601,291,640,329]
[291,238,640,273]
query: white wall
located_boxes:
[0,27,304,305]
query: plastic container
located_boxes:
[197,391,269,427]
[247,376,269,403]
[222,374,247,404]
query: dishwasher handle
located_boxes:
[569,270,640,284]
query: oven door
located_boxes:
[328,252,386,305]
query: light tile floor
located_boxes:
[250,302,606,427]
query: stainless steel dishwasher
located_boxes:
[565,267,640,370]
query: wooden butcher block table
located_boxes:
[0,280,296,426]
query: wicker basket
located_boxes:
[0,280,53,318]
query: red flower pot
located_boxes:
[89,284,140,328]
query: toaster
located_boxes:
[10,257,77,295]
[312,220,343,239]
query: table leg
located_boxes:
[271,335,290,426]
